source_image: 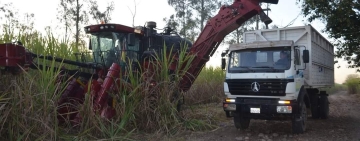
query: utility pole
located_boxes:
[263,4,271,29]
[256,15,259,30]
[256,4,271,30]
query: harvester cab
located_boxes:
[83,22,193,76]
[84,23,142,74]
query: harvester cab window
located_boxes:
[90,31,140,71]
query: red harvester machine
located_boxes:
[0,0,279,124]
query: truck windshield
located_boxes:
[90,32,139,68]
[228,48,291,73]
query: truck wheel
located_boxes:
[233,113,250,130]
[319,95,329,119]
[292,100,307,134]
[310,94,320,119]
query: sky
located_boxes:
[0,0,358,84]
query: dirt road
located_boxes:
[168,91,360,141]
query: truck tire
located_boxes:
[310,94,320,119]
[233,112,250,130]
[292,100,307,134]
[319,95,329,119]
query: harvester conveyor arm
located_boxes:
[29,63,99,79]
[30,53,101,70]
[178,0,278,91]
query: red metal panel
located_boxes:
[57,78,83,123]
[84,24,144,35]
[94,63,121,111]
[0,43,26,67]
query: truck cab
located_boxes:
[221,25,334,134]
[223,40,309,100]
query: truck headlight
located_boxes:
[277,106,292,113]
[278,100,291,104]
[225,98,235,102]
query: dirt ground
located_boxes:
[159,91,360,141]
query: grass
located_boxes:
[0,22,225,140]
[2,19,354,140]
[320,83,347,94]
[343,74,360,94]
[184,67,225,105]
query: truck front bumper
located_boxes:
[223,98,299,120]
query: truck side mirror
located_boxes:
[128,33,135,46]
[221,58,226,70]
[221,49,229,57]
[303,50,309,63]
[88,39,92,50]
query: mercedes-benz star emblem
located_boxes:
[251,82,260,92]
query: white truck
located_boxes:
[221,24,334,134]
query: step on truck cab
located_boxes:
[221,24,334,134]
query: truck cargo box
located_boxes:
[242,25,334,88]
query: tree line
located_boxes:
[0,0,115,50]
[164,0,279,45]
[0,0,278,49]
[2,0,358,71]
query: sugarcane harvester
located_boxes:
[0,0,279,124]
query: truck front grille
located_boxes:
[225,79,293,96]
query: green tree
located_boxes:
[163,14,179,32]
[57,0,89,50]
[127,0,142,27]
[89,0,115,24]
[189,0,219,31]
[344,74,360,94]
[296,0,360,70]
[167,0,197,41]
[57,0,72,44]
[219,0,257,44]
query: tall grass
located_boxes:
[320,83,347,94]
[184,66,225,105]
[343,74,360,94]
[0,22,225,140]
